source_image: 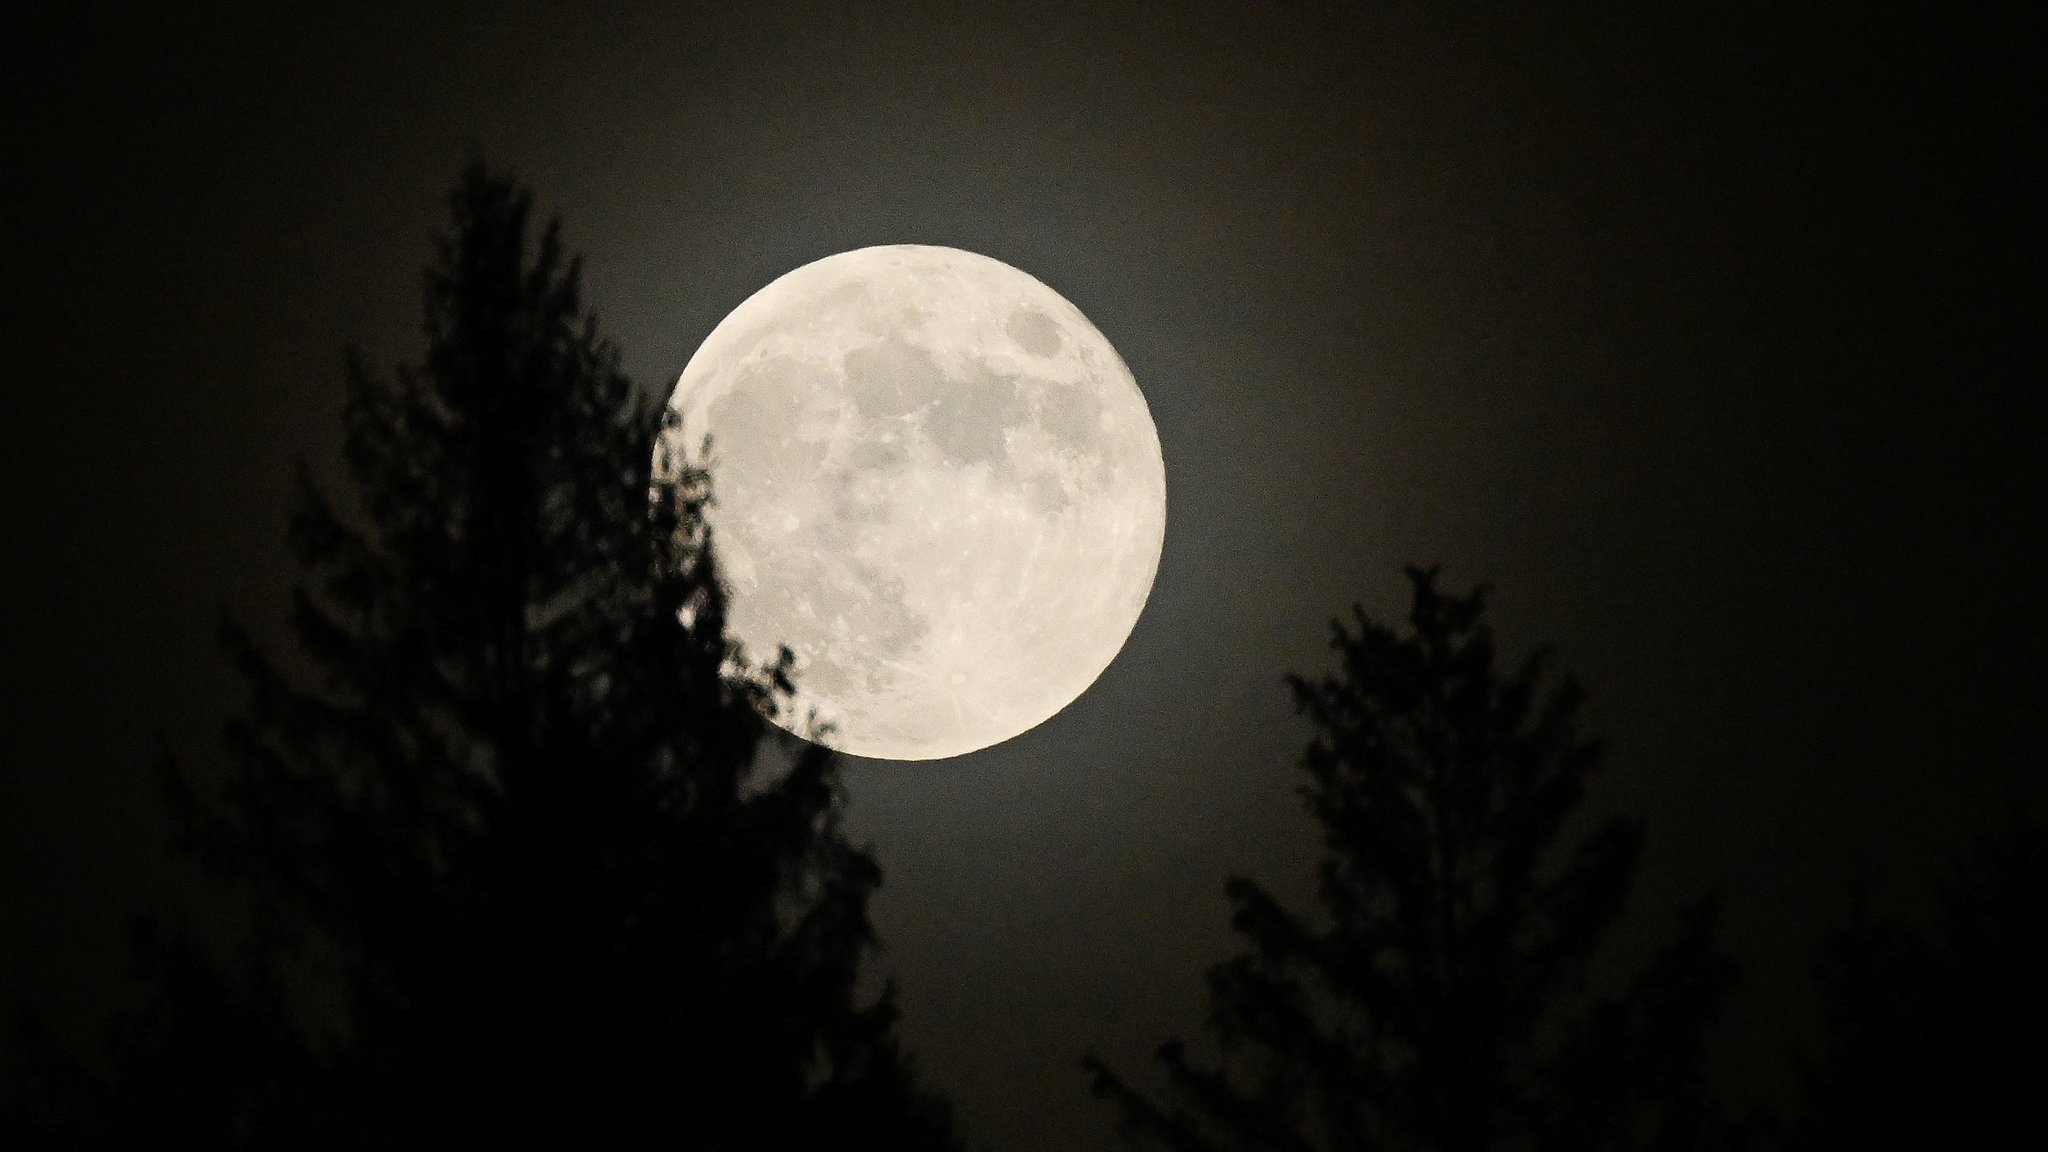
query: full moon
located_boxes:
[659,245,1166,760]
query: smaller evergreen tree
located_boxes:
[1792,819,2048,1150]
[1087,567,1738,1152]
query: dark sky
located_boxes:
[3,3,2042,1149]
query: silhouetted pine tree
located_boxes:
[1086,567,1739,1152]
[6,167,958,1151]
[1791,819,2048,1150]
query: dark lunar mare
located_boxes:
[1005,306,1064,357]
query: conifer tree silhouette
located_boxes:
[1086,568,1738,1152]
[6,167,958,1152]
[1792,819,2048,1150]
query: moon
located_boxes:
[659,245,1166,761]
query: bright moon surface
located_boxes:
[660,245,1166,760]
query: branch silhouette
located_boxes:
[1791,817,2048,1150]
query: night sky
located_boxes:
[3,4,2043,1149]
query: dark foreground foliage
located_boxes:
[3,168,958,1152]
[1791,818,2048,1151]
[1087,568,1742,1152]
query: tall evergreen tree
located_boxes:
[1087,567,1737,1152]
[7,167,958,1151]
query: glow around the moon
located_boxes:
[658,245,1165,760]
